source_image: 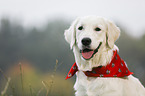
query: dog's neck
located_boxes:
[73,45,119,71]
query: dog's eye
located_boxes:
[78,26,83,30]
[95,27,101,31]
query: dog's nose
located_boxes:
[82,38,91,46]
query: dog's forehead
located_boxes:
[78,16,107,27]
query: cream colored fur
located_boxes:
[64,16,145,96]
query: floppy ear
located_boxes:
[64,18,80,49]
[106,20,120,49]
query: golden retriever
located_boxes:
[64,16,145,96]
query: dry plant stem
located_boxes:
[31,86,37,96]
[47,59,58,96]
[37,87,43,96]
[29,84,33,96]
[19,62,24,96]
[1,77,11,96]
[42,60,58,96]
[42,81,49,96]
[0,68,15,96]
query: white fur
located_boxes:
[64,16,145,96]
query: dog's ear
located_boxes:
[106,20,120,49]
[64,18,80,49]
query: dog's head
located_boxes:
[64,16,120,60]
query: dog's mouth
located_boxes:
[80,42,102,60]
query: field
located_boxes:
[0,18,145,96]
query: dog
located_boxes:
[64,16,145,96]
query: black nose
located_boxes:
[82,38,91,46]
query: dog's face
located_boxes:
[76,17,107,60]
[65,16,120,60]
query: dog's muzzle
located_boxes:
[80,41,102,60]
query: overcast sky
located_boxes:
[0,0,145,37]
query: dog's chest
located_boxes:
[75,71,124,95]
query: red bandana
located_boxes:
[65,50,133,80]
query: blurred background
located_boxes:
[0,0,145,96]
